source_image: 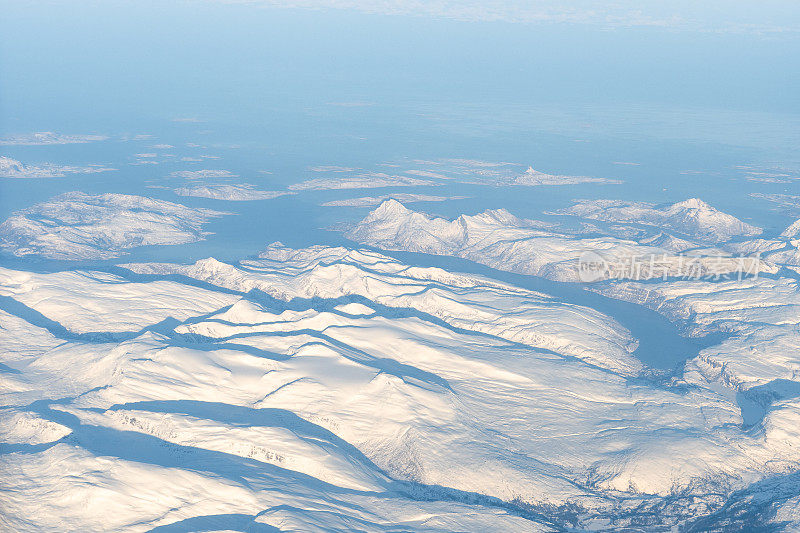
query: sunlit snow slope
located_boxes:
[3,239,800,531]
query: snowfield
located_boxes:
[174,183,292,201]
[347,199,777,282]
[552,198,762,243]
[300,159,621,188]
[3,0,796,526]
[3,239,800,530]
[0,132,109,146]
[289,172,437,190]
[0,192,228,260]
[0,156,115,179]
[322,193,467,207]
[509,166,622,186]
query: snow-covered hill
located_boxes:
[0,132,108,146]
[509,166,622,186]
[347,200,775,282]
[0,156,115,179]
[0,192,227,260]
[3,243,800,530]
[174,183,291,201]
[554,198,762,243]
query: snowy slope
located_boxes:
[0,192,227,260]
[509,166,622,186]
[0,156,115,179]
[173,183,291,201]
[289,173,436,190]
[3,244,800,530]
[322,193,466,207]
[124,243,641,374]
[782,218,800,239]
[591,274,800,532]
[555,198,762,243]
[347,200,775,282]
[0,132,108,145]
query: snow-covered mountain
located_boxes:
[322,193,466,207]
[289,173,436,190]
[0,192,227,260]
[4,0,799,528]
[555,198,762,243]
[174,183,291,201]
[0,132,108,146]
[347,200,775,282]
[509,166,622,186]
[4,242,800,530]
[0,156,115,179]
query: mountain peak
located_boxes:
[373,198,412,218]
[671,198,710,210]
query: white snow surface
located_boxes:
[347,200,776,282]
[554,198,762,243]
[588,273,800,533]
[782,218,800,239]
[0,192,227,260]
[124,243,641,374]
[174,183,292,201]
[0,132,108,145]
[170,169,237,179]
[289,172,437,190]
[300,159,620,189]
[510,166,622,186]
[0,156,115,178]
[0,267,238,335]
[322,193,467,207]
[597,276,800,389]
[3,243,800,530]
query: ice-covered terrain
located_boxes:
[347,199,775,282]
[174,183,292,201]
[289,172,437,190]
[509,166,622,186]
[0,132,109,146]
[782,219,800,239]
[590,273,800,526]
[739,165,798,184]
[300,159,621,189]
[321,193,467,207]
[4,1,800,527]
[170,169,237,179]
[4,240,800,530]
[339,197,800,529]
[3,191,796,530]
[0,156,115,179]
[752,193,800,214]
[553,198,762,243]
[0,192,227,260]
